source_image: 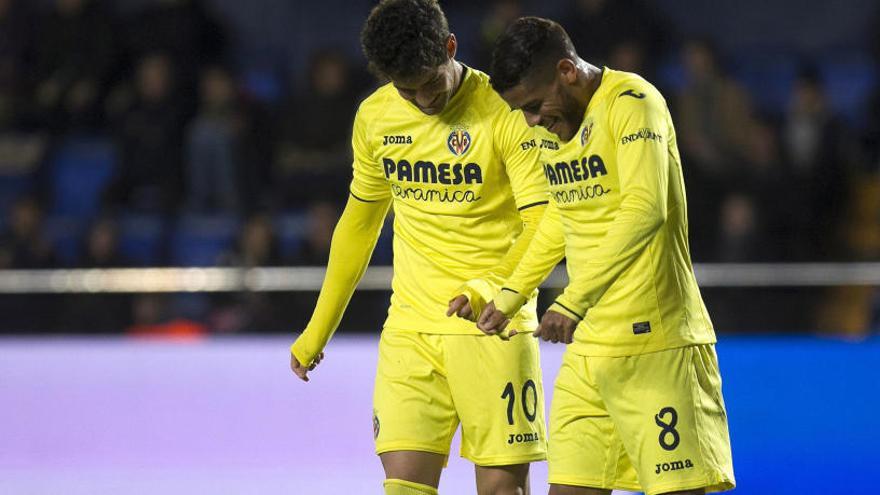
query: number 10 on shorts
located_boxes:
[501,380,538,425]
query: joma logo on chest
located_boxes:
[383,135,413,145]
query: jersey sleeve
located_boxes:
[493,200,566,317]
[349,102,391,202]
[494,108,549,209]
[291,194,391,365]
[550,83,671,321]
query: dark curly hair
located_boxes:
[490,17,576,93]
[361,0,450,80]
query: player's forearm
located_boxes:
[291,195,390,365]
[494,203,566,316]
[552,190,666,321]
[484,203,547,282]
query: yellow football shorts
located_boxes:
[548,344,735,495]
[373,330,547,466]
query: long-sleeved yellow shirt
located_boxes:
[498,68,716,357]
[291,66,549,366]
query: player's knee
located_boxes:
[475,464,529,495]
[548,484,611,495]
[383,478,438,495]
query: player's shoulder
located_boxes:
[603,68,664,105]
[356,83,397,118]
[462,66,512,118]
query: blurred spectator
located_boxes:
[63,216,131,332]
[0,0,33,130]
[76,216,128,267]
[781,67,854,260]
[0,196,56,269]
[276,49,358,207]
[675,38,753,258]
[716,193,759,262]
[185,66,242,212]
[474,0,522,69]
[221,213,283,267]
[558,0,671,79]
[28,0,116,132]
[104,54,185,213]
[290,201,338,265]
[124,0,227,116]
[210,213,285,333]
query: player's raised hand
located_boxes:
[477,301,510,336]
[446,294,475,321]
[290,351,324,382]
[534,310,577,344]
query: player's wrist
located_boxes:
[290,338,315,367]
[494,287,527,317]
[457,278,493,317]
[549,298,585,322]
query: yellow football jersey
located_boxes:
[351,66,548,335]
[505,68,716,356]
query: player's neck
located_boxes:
[572,60,603,110]
[450,60,465,98]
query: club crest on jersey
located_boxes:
[580,121,594,147]
[447,126,472,156]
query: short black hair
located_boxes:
[360,0,450,80]
[490,17,576,93]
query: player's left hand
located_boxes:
[446,294,475,321]
[534,310,577,344]
[290,352,324,382]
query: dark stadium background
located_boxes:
[0,1,877,494]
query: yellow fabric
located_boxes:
[384,478,439,495]
[454,202,546,323]
[548,345,735,495]
[374,331,546,465]
[502,68,716,357]
[290,194,390,366]
[349,65,548,336]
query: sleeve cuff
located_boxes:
[455,279,494,320]
[494,288,528,317]
[290,338,316,367]
[549,299,585,322]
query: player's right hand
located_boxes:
[290,351,324,382]
[477,301,511,337]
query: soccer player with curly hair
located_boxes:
[290,2,551,494]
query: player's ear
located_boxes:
[556,58,578,85]
[446,33,457,59]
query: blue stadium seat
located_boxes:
[0,174,35,220]
[118,213,167,266]
[49,136,117,219]
[274,210,308,259]
[44,216,88,266]
[818,52,877,127]
[170,214,241,267]
[730,49,799,116]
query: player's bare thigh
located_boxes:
[549,486,705,495]
[475,463,530,495]
[380,451,445,488]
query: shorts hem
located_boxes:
[462,452,547,467]
[546,476,641,492]
[375,442,450,457]
[644,478,735,495]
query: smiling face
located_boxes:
[500,59,586,142]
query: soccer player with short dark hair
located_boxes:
[290,2,552,494]
[478,17,736,495]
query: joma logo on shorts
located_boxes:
[655,458,694,474]
[507,432,540,444]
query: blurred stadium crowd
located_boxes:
[0,0,878,334]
